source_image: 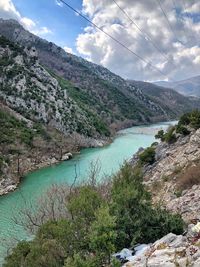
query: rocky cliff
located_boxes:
[0,35,103,137]
[125,113,200,267]
[131,113,200,223]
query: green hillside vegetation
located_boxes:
[155,110,200,144]
[2,18,200,133]
[4,164,184,267]
[52,73,111,136]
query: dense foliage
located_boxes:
[0,110,35,147]
[50,73,111,137]
[155,110,200,144]
[4,164,184,267]
[178,110,200,130]
[138,147,156,165]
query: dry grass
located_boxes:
[177,164,200,191]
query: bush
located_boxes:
[155,129,164,141]
[156,126,177,144]
[164,126,177,143]
[139,147,156,165]
[178,110,200,130]
[0,109,35,147]
[111,164,184,248]
[155,110,200,144]
[176,124,190,136]
[177,164,200,191]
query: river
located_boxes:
[0,121,175,265]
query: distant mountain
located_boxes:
[154,76,200,97]
[128,80,200,117]
[1,18,199,134]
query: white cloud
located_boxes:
[184,2,200,14]
[77,0,200,81]
[0,0,20,19]
[32,26,52,35]
[63,46,74,54]
[0,0,52,37]
[20,17,36,28]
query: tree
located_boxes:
[111,163,184,249]
[3,241,31,267]
[89,205,116,265]
[155,129,164,141]
[68,186,103,252]
[139,146,156,165]
[111,164,151,248]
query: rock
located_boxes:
[154,233,177,247]
[192,222,200,233]
[193,258,200,267]
[61,153,73,161]
[123,232,200,267]
[130,127,200,223]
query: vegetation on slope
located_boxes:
[0,36,109,137]
[4,164,184,267]
[155,110,200,144]
[2,18,199,130]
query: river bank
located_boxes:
[0,136,110,196]
[0,120,173,197]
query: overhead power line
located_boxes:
[111,0,170,62]
[156,0,181,43]
[171,0,190,43]
[58,0,172,80]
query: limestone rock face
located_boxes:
[131,128,200,223]
[144,129,200,184]
[166,185,200,222]
[124,231,200,267]
[0,42,96,136]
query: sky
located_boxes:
[0,0,200,82]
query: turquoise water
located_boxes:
[0,122,175,264]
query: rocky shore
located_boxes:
[0,138,109,196]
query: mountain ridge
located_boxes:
[1,18,199,130]
[154,75,200,97]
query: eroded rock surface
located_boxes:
[125,231,200,267]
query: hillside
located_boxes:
[155,75,200,97]
[131,110,200,223]
[0,35,110,137]
[0,35,111,194]
[129,80,200,117]
[0,18,199,130]
[126,111,200,266]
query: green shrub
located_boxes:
[178,110,200,130]
[139,146,156,165]
[111,164,184,248]
[0,110,35,146]
[155,129,164,141]
[156,126,177,144]
[163,126,177,143]
[176,125,190,136]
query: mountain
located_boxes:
[0,18,199,133]
[0,35,107,137]
[155,76,200,97]
[128,80,200,117]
